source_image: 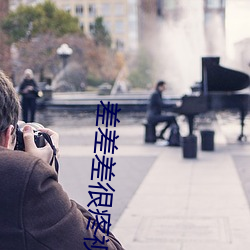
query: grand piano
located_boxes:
[175,57,250,141]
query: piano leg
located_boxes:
[238,109,247,142]
[187,115,195,135]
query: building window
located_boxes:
[103,20,112,32]
[115,3,125,16]
[205,0,225,9]
[128,20,136,32]
[128,3,137,16]
[76,5,84,16]
[89,4,97,17]
[115,20,124,33]
[80,22,84,32]
[164,0,177,10]
[116,39,124,51]
[89,22,95,33]
[102,3,111,16]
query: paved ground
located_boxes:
[36,110,154,226]
[36,109,250,249]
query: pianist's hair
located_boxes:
[156,80,166,90]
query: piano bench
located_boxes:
[142,120,156,143]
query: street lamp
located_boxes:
[56,43,73,68]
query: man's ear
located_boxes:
[2,125,15,149]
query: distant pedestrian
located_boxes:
[19,69,39,122]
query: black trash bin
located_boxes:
[182,135,197,159]
[200,130,214,151]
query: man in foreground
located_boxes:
[0,70,124,249]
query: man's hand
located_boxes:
[23,125,59,165]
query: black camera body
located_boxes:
[15,123,46,151]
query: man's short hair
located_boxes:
[156,80,166,90]
[0,71,20,142]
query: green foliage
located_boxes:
[1,0,80,42]
[128,50,153,89]
[86,73,104,87]
[91,17,111,47]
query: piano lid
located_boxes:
[201,57,250,92]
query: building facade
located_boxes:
[53,0,139,51]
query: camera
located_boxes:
[14,122,46,151]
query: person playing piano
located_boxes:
[146,80,178,140]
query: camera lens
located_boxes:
[14,121,46,151]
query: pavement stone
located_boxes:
[112,116,250,249]
[36,109,250,249]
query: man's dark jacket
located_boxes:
[147,89,164,118]
[0,147,124,250]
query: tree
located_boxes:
[1,0,80,43]
[128,49,153,89]
[0,0,12,75]
[91,17,112,47]
[13,33,121,90]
